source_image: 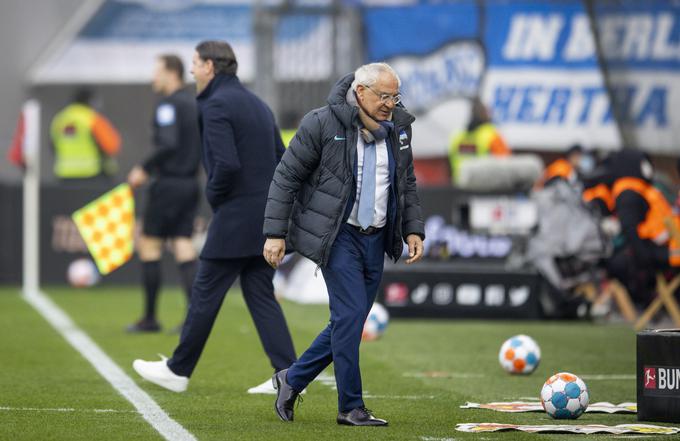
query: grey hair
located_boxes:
[351,62,401,91]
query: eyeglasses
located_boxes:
[363,84,402,105]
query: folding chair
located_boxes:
[634,273,680,331]
[575,279,638,323]
[632,216,680,330]
[604,279,638,323]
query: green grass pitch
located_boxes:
[0,285,674,440]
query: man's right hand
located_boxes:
[127,165,148,189]
[263,238,286,268]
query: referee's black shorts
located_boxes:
[143,177,199,238]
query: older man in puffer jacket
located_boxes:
[263,62,425,426]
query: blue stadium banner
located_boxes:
[363,0,680,155]
[482,0,680,153]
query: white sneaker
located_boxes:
[247,377,306,395]
[132,355,188,393]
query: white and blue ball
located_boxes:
[498,334,541,374]
[362,303,389,341]
[541,372,589,419]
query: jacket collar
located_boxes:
[327,73,415,129]
[197,73,239,100]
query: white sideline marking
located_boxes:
[404,372,635,381]
[403,372,485,379]
[364,394,436,400]
[23,290,197,441]
[314,373,435,399]
[580,374,636,381]
[314,371,337,390]
[610,437,653,439]
[0,406,138,414]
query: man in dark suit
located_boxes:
[133,40,297,395]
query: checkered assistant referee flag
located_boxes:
[72,183,135,275]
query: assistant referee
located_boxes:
[127,54,201,333]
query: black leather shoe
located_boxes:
[273,369,299,422]
[337,407,388,426]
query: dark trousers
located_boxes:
[168,256,297,377]
[286,224,385,412]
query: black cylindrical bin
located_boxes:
[637,329,680,423]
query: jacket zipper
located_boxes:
[320,126,357,266]
[390,125,402,201]
[388,125,402,260]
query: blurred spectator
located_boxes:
[606,149,680,306]
[582,151,615,218]
[535,143,585,189]
[448,97,510,184]
[50,88,121,179]
[126,54,201,333]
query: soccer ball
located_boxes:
[541,372,589,419]
[362,303,389,341]
[498,334,541,374]
[67,258,100,288]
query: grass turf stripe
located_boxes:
[22,290,197,441]
[0,406,139,414]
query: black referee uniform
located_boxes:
[143,88,201,236]
[129,87,201,332]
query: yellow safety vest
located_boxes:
[280,129,296,148]
[51,104,103,178]
[613,177,680,267]
[449,123,498,184]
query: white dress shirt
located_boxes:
[347,135,390,228]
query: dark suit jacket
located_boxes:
[197,74,285,259]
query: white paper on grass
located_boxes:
[455,423,679,435]
[460,401,637,414]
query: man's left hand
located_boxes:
[127,165,149,189]
[405,234,424,264]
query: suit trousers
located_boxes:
[168,256,297,377]
[286,223,385,412]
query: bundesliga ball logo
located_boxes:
[541,372,589,419]
[498,334,541,374]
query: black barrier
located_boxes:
[377,261,542,319]
[637,329,680,423]
[0,183,22,283]
[0,183,533,293]
[0,182,210,285]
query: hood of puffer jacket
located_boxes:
[610,149,654,183]
[326,73,415,129]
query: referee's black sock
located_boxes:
[142,260,161,321]
[178,260,197,306]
